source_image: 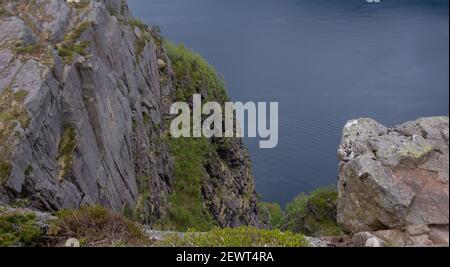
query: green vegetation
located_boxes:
[164,40,228,103]
[56,124,77,179]
[258,202,284,229]
[10,199,31,209]
[282,186,343,237]
[132,175,151,223]
[0,210,42,247]
[256,187,343,237]
[57,22,93,64]
[143,113,151,125]
[155,41,234,231]
[0,88,30,128]
[1,88,29,185]
[128,19,148,32]
[48,205,149,247]
[135,35,151,59]
[13,43,42,54]
[11,41,53,65]
[57,40,91,63]
[0,160,12,185]
[24,165,33,176]
[164,137,216,232]
[129,19,153,60]
[157,227,309,247]
[67,21,94,43]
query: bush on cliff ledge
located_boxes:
[165,40,227,103]
[282,186,343,237]
[48,205,149,247]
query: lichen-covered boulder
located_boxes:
[337,117,449,246]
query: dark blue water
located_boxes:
[128,0,449,206]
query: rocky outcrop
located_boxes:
[0,0,261,228]
[337,117,449,246]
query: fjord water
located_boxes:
[128,0,449,206]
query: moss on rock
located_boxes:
[56,124,77,180]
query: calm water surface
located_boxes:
[128,0,449,206]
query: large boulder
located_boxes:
[337,117,449,246]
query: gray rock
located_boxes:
[406,224,431,236]
[0,17,36,45]
[351,231,385,247]
[305,236,332,247]
[338,117,449,246]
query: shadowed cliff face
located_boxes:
[0,0,262,228]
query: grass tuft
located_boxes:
[56,124,77,180]
[48,205,149,247]
[157,227,309,247]
[57,22,93,64]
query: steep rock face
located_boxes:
[0,0,261,228]
[337,117,449,246]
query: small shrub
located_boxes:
[48,205,149,247]
[128,19,148,32]
[157,227,309,247]
[57,21,93,64]
[13,44,41,54]
[57,41,91,64]
[0,211,42,247]
[283,186,343,237]
[258,202,284,229]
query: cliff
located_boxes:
[0,0,261,229]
